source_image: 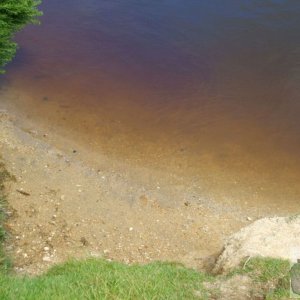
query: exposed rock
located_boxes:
[214,216,300,273]
[290,262,300,295]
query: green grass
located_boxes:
[0,256,292,300]
[0,259,213,300]
[244,257,291,299]
[244,256,290,283]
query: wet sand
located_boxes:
[2,83,300,213]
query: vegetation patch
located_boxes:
[244,256,290,284]
[0,161,14,272]
[0,259,215,300]
[0,0,41,73]
[244,257,291,299]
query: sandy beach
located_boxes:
[0,106,257,275]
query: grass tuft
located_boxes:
[244,256,290,283]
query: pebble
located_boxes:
[44,246,50,251]
[42,256,51,262]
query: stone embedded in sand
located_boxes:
[291,262,300,295]
[42,255,51,262]
[214,216,300,274]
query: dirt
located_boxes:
[203,275,256,300]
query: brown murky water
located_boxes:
[1,0,300,209]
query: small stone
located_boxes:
[44,246,50,251]
[291,263,300,294]
[246,217,252,221]
[42,256,51,262]
[80,237,89,246]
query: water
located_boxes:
[1,0,300,208]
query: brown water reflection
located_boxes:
[1,0,300,209]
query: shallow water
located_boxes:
[1,0,300,208]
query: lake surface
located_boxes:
[2,0,300,208]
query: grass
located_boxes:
[0,162,14,272]
[0,160,295,299]
[0,259,214,300]
[0,256,292,300]
[244,256,290,283]
[244,257,291,299]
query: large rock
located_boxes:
[214,216,300,273]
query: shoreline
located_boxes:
[1,101,298,276]
[3,83,300,213]
[0,107,249,275]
